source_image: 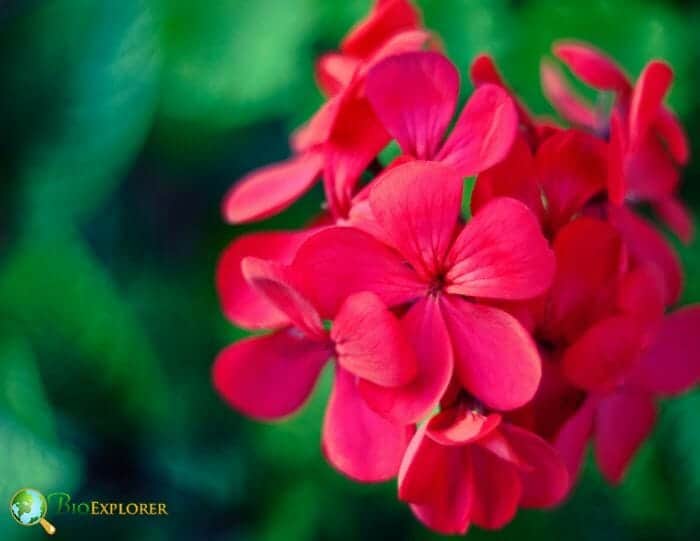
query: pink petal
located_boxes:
[594,388,656,484]
[445,197,555,300]
[537,129,608,231]
[322,367,414,482]
[436,84,519,176]
[654,196,694,243]
[213,330,330,420]
[427,409,501,446]
[341,0,421,59]
[291,97,342,152]
[469,446,521,530]
[315,53,360,96]
[654,107,690,165]
[368,160,462,279]
[362,30,432,74]
[332,291,418,386]
[502,424,569,508]
[441,296,542,411]
[630,306,700,396]
[554,397,596,484]
[366,51,458,159]
[540,59,598,129]
[222,153,322,223]
[561,316,644,393]
[360,296,454,424]
[399,425,473,534]
[608,204,683,305]
[629,60,673,146]
[292,226,426,318]
[216,230,312,330]
[472,135,544,220]
[476,430,524,466]
[553,41,631,94]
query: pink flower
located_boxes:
[293,161,554,420]
[214,256,420,481]
[399,404,568,534]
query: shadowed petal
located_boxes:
[554,397,596,484]
[469,446,521,530]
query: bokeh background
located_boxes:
[1,0,699,539]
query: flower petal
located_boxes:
[554,397,596,484]
[442,296,542,411]
[630,306,700,396]
[427,409,501,446]
[366,51,459,159]
[594,388,656,484]
[654,107,689,165]
[216,230,313,329]
[561,316,644,393]
[501,424,570,508]
[369,160,463,279]
[292,226,426,318]
[332,292,418,386]
[436,84,518,176]
[222,153,322,223]
[553,41,631,94]
[322,367,414,482]
[445,197,554,300]
[399,425,473,534]
[607,109,627,205]
[213,330,330,420]
[469,446,521,530]
[315,53,360,97]
[629,60,673,146]
[540,59,598,129]
[654,196,694,244]
[360,296,453,424]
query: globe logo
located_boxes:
[9,488,56,535]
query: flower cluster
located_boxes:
[213,0,700,535]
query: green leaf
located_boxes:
[461,176,477,219]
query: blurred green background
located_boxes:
[0,0,699,539]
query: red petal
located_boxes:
[561,316,644,393]
[616,264,666,324]
[332,292,418,386]
[630,306,700,396]
[654,107,690,165]
[213,330,329,420]
[436,84,518,176]
[472,135,543,220]
[222,153,322,223]
[469,446,521,530]
[594,388,656,484]
[607,110,627,205]
[442,296,542,411]
[369,160,462,279]
[216,230,312,329]
[399,425,473,534]
[315,53,359,96]
[322,367,414,482]
[554,398,596,484]
[553,41,631,93]
[629,60,673,146]
[291,97,342,152]
[445,197,554,300]
[341,0,421,59]
[537,129,608,231]
[360,296,453,424]
[292,226,425,318]
[654,196,694,244]
[427,409,501,446]
[502,424,569,508]
[608,204,683,305]
[540,59,598,129]
[366,51,459,159]
[624,131,679,202]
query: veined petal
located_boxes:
[332,292,418,386]
[366,51,459,159]
[436,84,518,177]
[442,296,542,411]
[216,230,313,329]
[322,367,414,482]
[553,41,631,94]
[222,153,322,223]
[292,226,426,318]
[369,160,463,279]
[360,296,453,424]
[445,198,554,300]
[213,330,330,420]
[629,60,673,146]
[594,388,656,484]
